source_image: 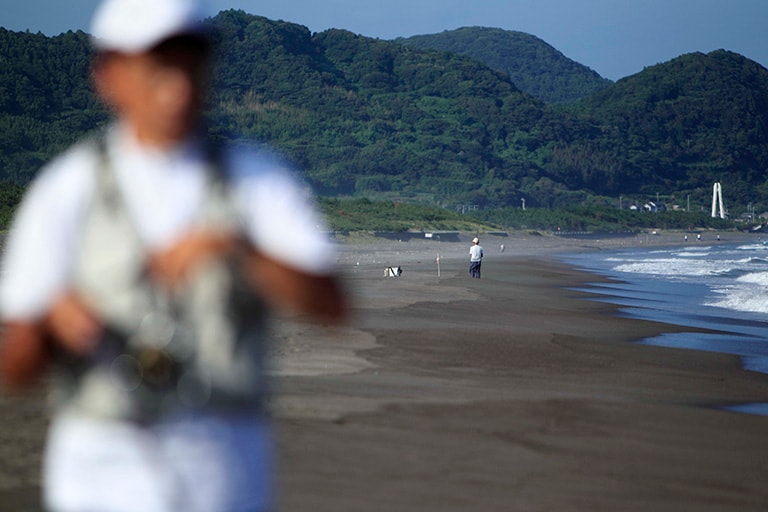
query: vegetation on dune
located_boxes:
[319,197,736,234]
[470,205,734,233]
[319,197,499,233]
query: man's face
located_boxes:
[95,36,210,146]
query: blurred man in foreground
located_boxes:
[0,0,345,510]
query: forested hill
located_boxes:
[206,11,581,208]
[0,28,109,181]
[397,27,613,103]
[1,11,768,215]
[569,50,768,202]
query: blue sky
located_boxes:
[3,0,766,81]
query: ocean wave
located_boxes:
[613,258,717,276]
[706,273,768,314]
[737,244,768,252]
[706,290,768,314]
[736,271,768,286]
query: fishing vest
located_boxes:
[54,135,270,422]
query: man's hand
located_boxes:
[1,291,101,390]
[146,230,242,288]
[43,292,102,356]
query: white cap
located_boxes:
[90,0,210,53]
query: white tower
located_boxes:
[711,182,725,219]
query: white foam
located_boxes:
[706,284,768,314]
[702,270,768,314]
[579,243,768,318]
[614,258,729,277]
[737,271,768,286]
[675,251,712,258]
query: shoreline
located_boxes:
[272,229,763,384]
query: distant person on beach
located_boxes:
[0,0,345,510]
[469,237,484,278]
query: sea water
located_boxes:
[563,240,768,414]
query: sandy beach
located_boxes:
[272,231,768,512]
[2,231,768,511]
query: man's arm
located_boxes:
[0,321,50,390]
[0,293,101,390]
[244,249,346,323]
[146,230,347,323]
[1,230,347,389]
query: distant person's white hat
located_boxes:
[472,237,479,244]
[90,0,210,53]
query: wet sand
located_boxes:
[2,231,768,510]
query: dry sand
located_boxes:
[2,230,768,511]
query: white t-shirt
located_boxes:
[470,244,483,262]
[0,123,335,320]
[0,124,335,511]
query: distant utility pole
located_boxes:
[711,182,725,219]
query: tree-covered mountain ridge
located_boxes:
[569,50,768,208]
[396,26,613,104]
[1,10,767,217]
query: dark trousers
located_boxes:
[469,261,482,278]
